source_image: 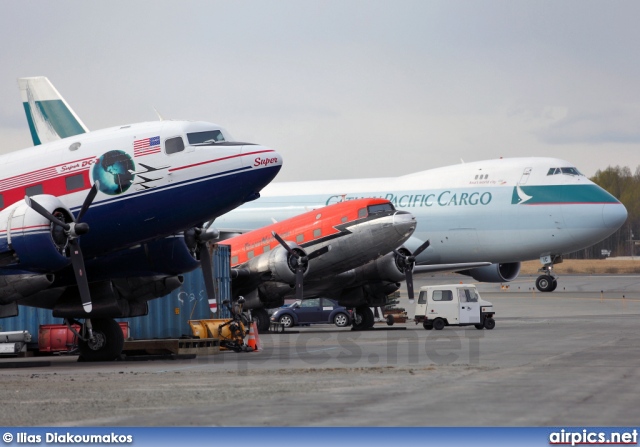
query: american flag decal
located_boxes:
[133,136,161,157]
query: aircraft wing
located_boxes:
[413,262,492,274]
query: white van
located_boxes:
[414,284,495,330]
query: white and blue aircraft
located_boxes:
[17,78,627,319]
[220,159,627,294]
[2,77,283,360]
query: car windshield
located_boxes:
[188,130,225,145]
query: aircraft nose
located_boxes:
[393,211,417,238]
[603,202,628,229]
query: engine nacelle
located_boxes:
[0,195,74,272]
[242,242,310,285]
[459,262,521,282]
[348,251,407,284]
[0,273,55,304]
[52,275,184,318]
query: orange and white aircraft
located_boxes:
[223,198,418,330]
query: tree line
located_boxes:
[573,166,640,259]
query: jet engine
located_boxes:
[458,262,521,282]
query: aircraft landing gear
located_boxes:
[252,308,270,333]
[351,306,374,331]
[67,318,124,362]
[535,256,561,292]
[535,274,557,292]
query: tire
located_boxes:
[279,314,294,328]
[433,318,445,331]
[334,312,350,327]
[548,279,558,292]
[423,321,433,330]
[78,318,124,362]
[253,308,270,333]
[474,324,484,330]
[484,318,496,330]
[386,315,395,326]
[536,275,554,292]
[352,306,374,331]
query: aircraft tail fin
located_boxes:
[18,76,89,145]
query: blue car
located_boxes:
[270,298,352,328]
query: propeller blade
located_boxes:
[25,196,71,230]
[199,243,216,301]
[271,231,299,258]
[294,266,305,301]
[69,239,92,313]
[412,239,431,258]
[406,267,415,304]
[76,181,100,222]
[307,245,330,260]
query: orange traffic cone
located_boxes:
[246,322,259,351]
[253,321,262,351]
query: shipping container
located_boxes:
[0,244,231,345]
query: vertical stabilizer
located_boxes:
[18,76,89,145]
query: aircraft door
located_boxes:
[458,288,480,324]
[518,168,532,185]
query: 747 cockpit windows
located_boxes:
[547,167,583,176]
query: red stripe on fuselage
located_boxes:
[168,150,276,172]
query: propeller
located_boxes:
[25,182,100,313]
[394,239,431,303]
[184,226,220,301]
[271,231,330,300]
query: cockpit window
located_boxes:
[561,167,582,176]
[547,167,583,176]
[368,203,395,214]
[188,130,225,145]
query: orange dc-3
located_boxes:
[220,198,418,330]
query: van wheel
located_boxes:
[433,318,445,330]
[474,324,484,330]
[423,321,433,330]
[484,318,495,330]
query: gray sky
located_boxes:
[1,0,639,181]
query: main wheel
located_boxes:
[78,318,124,362]
[278,314,294,328]
[474,324,484,330]
[253,308,270,333]
[352,306,374,330]
[423,321,433,330]
[484,318,496,330]
[433,318,445,330]
[334,312,350,327]
[536,275,555,292]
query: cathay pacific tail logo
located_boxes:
[512,185,533,204]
